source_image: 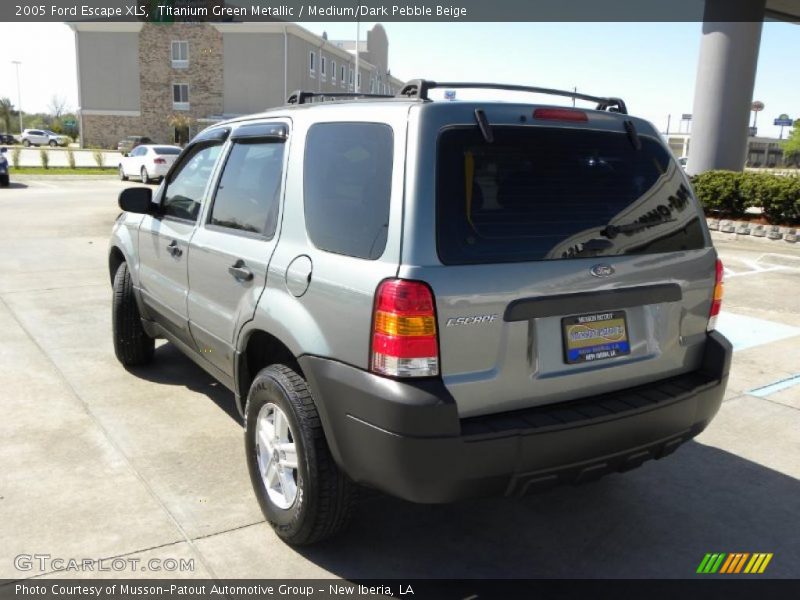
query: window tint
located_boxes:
[304,123,393,259]
[154,146,181,155]
[162,144,221,221]
[437,127,706,264]
[209,141,285,236]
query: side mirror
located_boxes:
[119,187,153,214]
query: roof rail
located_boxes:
[396,79,628,115]
[286,90,394,105]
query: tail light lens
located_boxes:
[707,259,724,331]
[153,158,167,164]
[371,279,439,378]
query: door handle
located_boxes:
[166,240,182,257]
[228,259,254,282]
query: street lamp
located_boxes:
[11,60,23,134]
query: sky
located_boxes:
[0,20,797,138]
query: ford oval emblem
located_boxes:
[590,264,615,278]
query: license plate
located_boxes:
[562,311,630,364]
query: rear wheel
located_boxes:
[119,165,128,181]
[112,262,154,366]
[0,174,9,187]
[245,365,355,545]
[48,140,57,147]
[141,166,151,184]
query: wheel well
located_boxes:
[239,330,302,401]
[109,247,125,284]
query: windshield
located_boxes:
[154,147,181,155]
[436,126,706,264]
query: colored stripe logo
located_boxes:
[696,553,773,574]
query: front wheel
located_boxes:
[22,139,30,147]
[141,167,151,184]
[112,262,154,366]
[49,140,57,147]
[245,365,355,545]
[0,174,9,187]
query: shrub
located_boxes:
[760,176,800,224]
[11,147,20,168]
[690,170,745,217]
[92,149,104,168]
[66,148,76,169]
[39,148,49,170]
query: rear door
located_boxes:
[137,139,224,347]
[400,103,715,417]
[186,120,289,376]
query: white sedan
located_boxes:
[119,144,182,184]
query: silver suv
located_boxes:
[21,129,70,147]
[108,81,732,545]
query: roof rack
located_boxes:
[286,90,394,105]
[396,80,628,115]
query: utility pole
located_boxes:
[11,60,23,133]
[354,19,360,93]
[666,114,671,135]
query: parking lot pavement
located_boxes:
[1,179,799,579]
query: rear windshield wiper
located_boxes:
[474,109,494,143]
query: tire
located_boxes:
[245,365,355,545]
[49,140,57,147]
[22,139,30,147]
[141,167,151,185]
[119,165,128,181]
[112,262,154,366]
[0,174,9,188]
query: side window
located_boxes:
[162,144,222,222]
[304,123,393,259]
[209,141,285,237]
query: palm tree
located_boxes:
[0,98,14,133]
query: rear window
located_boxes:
[154,146,181,155]
[437,126,705,264]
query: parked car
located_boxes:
[20,129,70,147]
[117,136,153,155]
[0,147,9,187]
[0,133,16,145]
[109,80,731,545]
[118,144,181,184]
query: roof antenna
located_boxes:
[474,109,494,143]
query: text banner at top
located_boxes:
[1,0,788,23]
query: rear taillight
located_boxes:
[707,259,724,331]
[533,108,588,122]
[371,279,439,378]
[153,158,167,164]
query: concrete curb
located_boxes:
[707,218,797,244]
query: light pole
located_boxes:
[11,60,23,134]
[354,18,360,93]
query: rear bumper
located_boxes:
[300,331,732,504]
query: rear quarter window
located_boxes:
[437,126,705,264]
[303,122,393,260]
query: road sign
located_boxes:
[63,119,76,127]
[751,101,765,112]
[681,113,692,120]
[748,127,758,137]
[774,118,793,127]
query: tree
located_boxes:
[0,98,14,133]
[48,95,68,119]
[782,119,800,167]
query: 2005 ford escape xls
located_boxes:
[108,80,732,545]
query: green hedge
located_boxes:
[690,170,800,224]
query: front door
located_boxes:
[137,141,224,347]
[187,121,289,376]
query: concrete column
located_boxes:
[686,0,765,175]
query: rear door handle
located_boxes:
[166,240,182,257]
[228,259,253,282]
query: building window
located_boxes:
[173,83,189,110]
[357,72,361,89]
[171,41,188,68]
[331,60,336,83]
[321,55,326,80]
[349,69,354,87]
[309,51,315,76]
[340,65,346,86]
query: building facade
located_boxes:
[664,132,790,168]
[69,21,403,148]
